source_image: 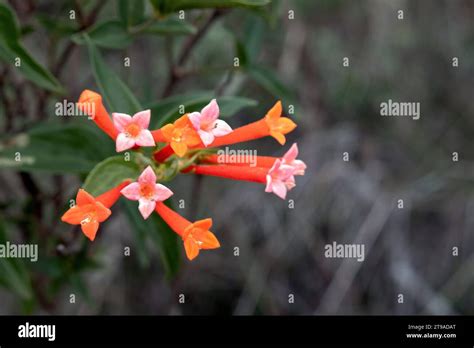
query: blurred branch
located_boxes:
[162,9,225,97]
[0,68,14,132]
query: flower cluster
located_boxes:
[61,90,306,260]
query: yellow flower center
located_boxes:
[171,128,184,143]
[140,183,155,199]
[125,123,141,138]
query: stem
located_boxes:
[162,9,225,97]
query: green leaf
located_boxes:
[37,14,78,36]
[118,0,146,27]
[246,64,294,101]
[241,15,264,62]
[0,123,114,174]
[0,221,34,301]
[151,0,270,14]
[147,91,257,128]
[121,201,150,268]
[72,21,132,49]
[142,17,197,35]
[85,34,142,114]
[82,154,142,196]
[218,95,258,116]
[123,200,181,277]
[0,3,20,43]
[0,4,63,93]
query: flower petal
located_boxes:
[138,166,157,185]
[160,124,174,140]
[175,115,191,128]
[138,198,156,219]
[61,206,86,225]
[199,231,220,249]
[132,110,151,129]
[81,219,99,241]
[198,130,215,147]
[116,132,136,152]
[270,130,286,145]
[120,182,142,201]
[292,159,307,175]
[278,163,295,179]
[95,202,112,222]
[200,99,219,125]
[170,141,188,157]
[278,117,297,134]
[188,112,201,130]
[193,218,213,231]
[265,100,282,121]
[211,119,233,137]
[153,184,174,201]
[283,143,298,163]
[265,175,273,193]
[269,180,287,199]
[184,237,200,260]
[76,189,96,205]
[112,113,132,133]
[135,129,155,147]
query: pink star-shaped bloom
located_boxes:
[120,166,173,219]
[265,159,296,200]
[188,99,232,147]
[113,110,155,152]
[281,143,306,176]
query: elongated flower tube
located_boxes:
[203,143,307,175]
[154,202,220,260]
[203,154,277,168]
[186,164,268,183]
[61,180,130,241]
[209,101,296,147]
[186,161,300,199]
[77,90,118,140]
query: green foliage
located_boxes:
[85,34,142,114]
[0,0,296,311]
[141,17,197,35]
[246,65,294,101]
[0,221,34,303]
[123,200,181,277]
[0,123,114,174]
[82,154,142,196]
[118,0,146,28]
[72,21,133,49]
[150,0,270,14]
[0,4,63,93]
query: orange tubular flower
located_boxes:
[185,165,268,184]
[152,101,297,163]
[159,115,201,157]
[203,154,277,168]
[151,129,166,143]
[154,202,220,260]
[61,180,130,241]
[77,90,118,140]
[209,101,297,147]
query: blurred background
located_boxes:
[0,0,474,315]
